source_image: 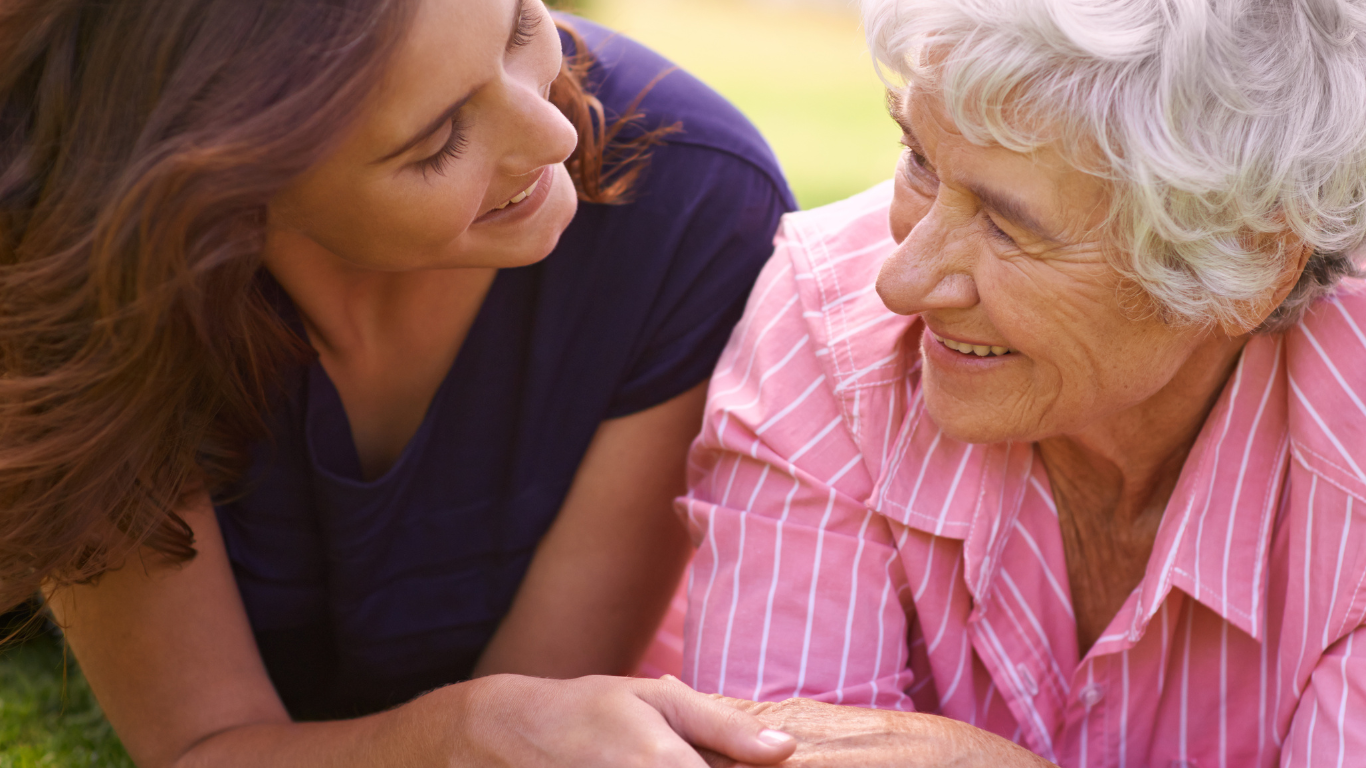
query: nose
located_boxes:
[876,193,981,316]
[494,66,579,177]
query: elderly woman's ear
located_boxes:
[1223,230,1315,336]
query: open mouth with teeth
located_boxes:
[933,333,1013,358]
[492,180,539,211]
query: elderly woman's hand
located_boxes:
[694,694,1054,768]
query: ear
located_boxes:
[1220,230,1313,336]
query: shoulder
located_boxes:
[1266,281,1366,652]
[1282,279,1366,502]
[769,181,913,393]
[556,15,791,206]
[697,182,916,483]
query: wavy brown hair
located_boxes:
[0,0,677,613]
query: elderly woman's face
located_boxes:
[877,89,1224,444]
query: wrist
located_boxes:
[427,674,528,767]
[371,680,486,768]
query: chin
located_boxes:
[922,382,1030,446]
[453,195,577,269]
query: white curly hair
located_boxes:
[862,0,1366,331]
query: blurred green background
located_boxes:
[574,0,899,208]
[0,2,893,764]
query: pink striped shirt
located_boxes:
[678,182,1366,768]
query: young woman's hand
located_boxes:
[451,674,796,767]
[48,496,793,768]
[695,696,1054,768]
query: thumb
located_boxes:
[640,682,797,765]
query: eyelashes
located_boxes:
[417,4,543,177]
[982,214,1015,244]
[420,116,470,177]
[508,3,543,50]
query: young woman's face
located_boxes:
[268,0,578,271]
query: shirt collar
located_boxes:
[866,331,1291,643]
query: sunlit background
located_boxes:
[559,0,900,209]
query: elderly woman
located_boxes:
[679,0,1366,765]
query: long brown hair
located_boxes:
[0,0,676,612]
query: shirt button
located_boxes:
[1079,684,1106,708]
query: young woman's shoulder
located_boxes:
[558,15,792,206]
[544,17,797,418]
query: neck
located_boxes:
[1040,329,1251,655]
[1038,330,1249,520]
[262,229,496,357]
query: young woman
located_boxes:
[0,0,799,765]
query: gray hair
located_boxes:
[862,0,1366,332]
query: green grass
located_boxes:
[0,3,893,763]
[0,630,133,768]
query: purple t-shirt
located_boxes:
[214,17,795,720]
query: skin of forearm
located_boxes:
[171,684,468,768]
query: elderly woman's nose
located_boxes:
[876,204,981,315]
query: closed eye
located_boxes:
[508,2,542,50]
[419,115,470,177]
[983,214,1017,245]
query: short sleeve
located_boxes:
[678,229,916,708]
[604,150,793,418]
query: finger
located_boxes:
[640,684,798,766]
[697,746,739,768]
[658,677,762,715]
[622,702,729,768]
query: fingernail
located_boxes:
[757,729,795,747]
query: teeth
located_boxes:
[933,334,1012,357]
[493,181,539,211]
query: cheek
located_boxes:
[982,258,1114,361]
[377,170,488,252]
[979,260,1194,423]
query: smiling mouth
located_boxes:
[492,179,539,211]
[933,334,1013,357]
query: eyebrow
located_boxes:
[886,89,913,135]
[968,183,1063,242]
[886,89,1062,241]
[375,0,527,164]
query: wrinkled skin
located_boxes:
[695,695,1054,768]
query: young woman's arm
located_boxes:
[473,381,707,679]
[47,489,794,768]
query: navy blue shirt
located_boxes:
[215,18,795,720]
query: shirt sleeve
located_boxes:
[604,150,794,418]
[1281,624,1366,767]
[677,225,917,708]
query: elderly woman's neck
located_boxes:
[1036,330,1250,654]
[1038,331,1249,517]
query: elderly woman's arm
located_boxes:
[698,695,1054,768]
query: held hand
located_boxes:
[696,695,1055,768]
[455,674,797,768]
